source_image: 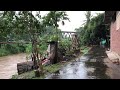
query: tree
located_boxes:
[42,11,70,27]
[75,12,108,46]
[18,11,45,72]
[0,11,16,41]
[82,11,92,26]
[85,11,91,24]
[42,11,70,42]
[42,11,70,63]
[1,11,46,73]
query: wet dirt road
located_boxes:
[0,53,28,79]
[45,46,111,79]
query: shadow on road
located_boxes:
[85,46,110,79]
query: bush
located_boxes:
[5,44,20,54]
[0,48,10,56]
[0,44,26,57]
[39,44,48,55]
[59,38,72,55]
[25,44,32,53]
[18,45,26,52]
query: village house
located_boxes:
[104,11,120,62]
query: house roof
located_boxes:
[104,11,116,24]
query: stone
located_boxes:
[17,61,37,75]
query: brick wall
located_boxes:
[110,21,120,55]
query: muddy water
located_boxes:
[0,53,29,79]
[45,46,110,79]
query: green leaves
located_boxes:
[42,11,69,28]
[75,12,106,46]
[0,11,70,58]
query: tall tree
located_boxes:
[75,12,108,46]
[42,11,70,63]
[82,11,92,27]
[85,11,91,24]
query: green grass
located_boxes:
[11,46,91,79]
[43,63,65,73]
[12,71,35,79]
[11,62,66,79]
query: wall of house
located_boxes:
[110,21,120,55]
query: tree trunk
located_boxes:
[32,37,38,69]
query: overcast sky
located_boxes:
[36,11,104,32]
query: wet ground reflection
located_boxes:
[45,46,110,79]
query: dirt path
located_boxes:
[0,53,28,79]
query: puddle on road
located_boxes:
[45,60,90,79]
[45,46,110,79]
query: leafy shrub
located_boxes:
[25,44,32,53]
[0,48,10,56]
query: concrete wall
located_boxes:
[110,21,120,55]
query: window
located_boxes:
[116,11,120,30]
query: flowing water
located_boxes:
[0,53,28,79]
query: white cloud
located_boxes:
[60,11,105,32]
[35,11,105,32]
[58,11,86,32]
